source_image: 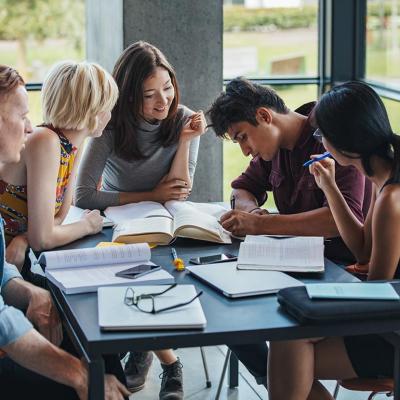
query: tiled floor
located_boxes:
[128,346,378,399]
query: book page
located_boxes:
[112,217,173,241]
[104,201,171,224]
[40,243,151,270]
[238,236,324,268]
[165,201,229,219]
[172,209,230,242]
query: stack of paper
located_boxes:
[237,235,324,273]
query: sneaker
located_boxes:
[124,351,153,392]
[159,358,184,400]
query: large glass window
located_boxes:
[0,0,85,83]
[222,1,319,205]
[382,97,400,131]
[366,0,400,89]
[223,0,319,80]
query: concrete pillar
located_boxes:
[86,0,223,202]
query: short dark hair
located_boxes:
[207,77,289,138]
[0,65,24,97]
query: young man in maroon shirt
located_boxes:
[208,78,371,263]
[206,77,371,385]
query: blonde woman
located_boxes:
[0,61,119,276]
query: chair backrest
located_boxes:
[337,378,393,400]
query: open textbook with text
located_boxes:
[104,201,232,245]
[237,235,325,273]
[39,243,174,294]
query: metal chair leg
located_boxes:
[228,351,239,388]
[333,381,340,399]
[215,349,231,400]
[200,346,212,388]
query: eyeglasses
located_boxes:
[313,128,323,143]
[313,128,361,159]
[124,283,203,314]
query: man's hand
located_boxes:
[104,374,131,400]
[6,235,29,271]
[26,287,63,346]
[75,369,131,400]
[249,207,269,216]
[220,210,263,237]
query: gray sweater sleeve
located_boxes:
[188,136,200,182]
[180,105,200,183]
[74,130,120,210]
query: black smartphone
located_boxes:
[189,253,237,265]
[115,264,161,279]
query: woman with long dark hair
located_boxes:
[267,81,400,400]
[75,41,206,210]
[75,41,206,400]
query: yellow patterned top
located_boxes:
[0,125,77,244]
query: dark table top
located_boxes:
[50,229,400,356]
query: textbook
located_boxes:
[39,243,174,294]
[105,201,232,245]
[237,235,324,273]
[306,282,400,300]
[63,205,114,228]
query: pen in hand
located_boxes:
[303,151,332,167]
[230,195,235,210]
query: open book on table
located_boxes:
[104,201,232,245]
[237,235,324,273]
[38,243,174,294]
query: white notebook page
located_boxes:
[239,236,324,267]
[104,201,171,223]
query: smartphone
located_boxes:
[115,264,161,279]
[189,253,237,265]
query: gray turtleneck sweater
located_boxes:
[74,105,200,210]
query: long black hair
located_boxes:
[109,41,184,160]
[315,81,400,183]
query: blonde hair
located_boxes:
[42,61,118,131]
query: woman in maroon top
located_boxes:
[267,81,400,400]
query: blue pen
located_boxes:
[303,152,332,167]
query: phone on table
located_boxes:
[189,253,237,265]
[115,264,161,279]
